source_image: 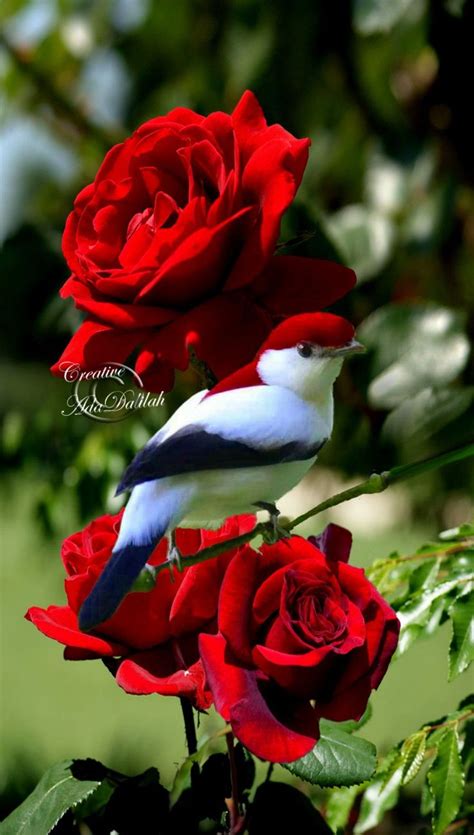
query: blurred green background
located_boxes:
[1,0,473,827]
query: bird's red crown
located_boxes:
[207,313,355,397]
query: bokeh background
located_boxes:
[1,0,473,828]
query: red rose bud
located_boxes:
[51,91,355,391]
[200,528,400,762]
[26,512,255,710]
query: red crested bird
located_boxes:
[79,312,364,631]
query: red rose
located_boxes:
[52,90,355,391]
[26,511,255,710]
[199,525,399,762]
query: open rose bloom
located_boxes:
[26,512,255,710]
[200,525,400,762]
[27,517,398,762]
[52,91,355,390]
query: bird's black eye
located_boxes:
[297,342,313,358]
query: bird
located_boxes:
[79,312,364,632]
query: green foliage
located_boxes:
[0,761,101,835]
[353,0,417,35]
[358,303,472,444]
[282,719,377,788]
[428,728,464,835]
[366,523,474,679]
[1,0,474,830]
[323,524,474,833]
[448,590,474,680]
[350,698,473,834]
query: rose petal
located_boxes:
[51,320,148,377]
[60,278,178,329]
[309,524,353,564]
[199,634,319,762]
[25,605,127,656]
[256,256,357,316]
[137,292,272,381]
[136,207,253,307]
[116,647,212,710]
[225,139,310,289]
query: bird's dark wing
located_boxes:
[116,426,325,495]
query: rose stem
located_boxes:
[179,697,199,796]
[226,732,243,834]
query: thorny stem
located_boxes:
[423,709,474,733]
[226,733,244,835]
[179,698,199,796]
[265,762,274,782]
[147,443,474,582]
[366,539,474,582]
[180,697,197,756]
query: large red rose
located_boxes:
[26,511,255,710]
[199,525,399,762]
[52,90,355,391]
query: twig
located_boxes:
[179,697,199,797]
[225,733,245,834]
[423,709,474,733]
[148,443,474,581]
[180,697,197,756]
[265,762,274,782]
[366,539,474,584]
[445,819,470,833]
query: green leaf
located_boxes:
[420,781,434,816]
[0,761,101,835]
[439,522,474,541]
[397,575,474,655]
[324,204,394,282]
[408,558,440,595]
[354,762,403,833]
[400,731,427,785]
[282,720,376,788]
[325,785,361,831]
[427,728,464,835]
[359,304,470,409]
[382,386,474,444]
[448,590,474,680]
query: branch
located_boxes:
[225,733,245,835]
[145,443,474,581]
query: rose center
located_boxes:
[283,569,348,646]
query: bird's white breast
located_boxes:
[178,456,318,529]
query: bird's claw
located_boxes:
[262,519,291,544]
[167,531,183,580]
[255,502,290,544]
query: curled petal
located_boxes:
[25,605,127,656]
[50,320,149,377]
[200,633,319,762]
[116,647,212,710]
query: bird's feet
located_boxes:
[167,530,183,580]
[254,501,290,544]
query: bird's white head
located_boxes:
[256,313,364,402]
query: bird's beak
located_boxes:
[323,339,366,358]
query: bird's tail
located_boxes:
[78,482,186,632]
